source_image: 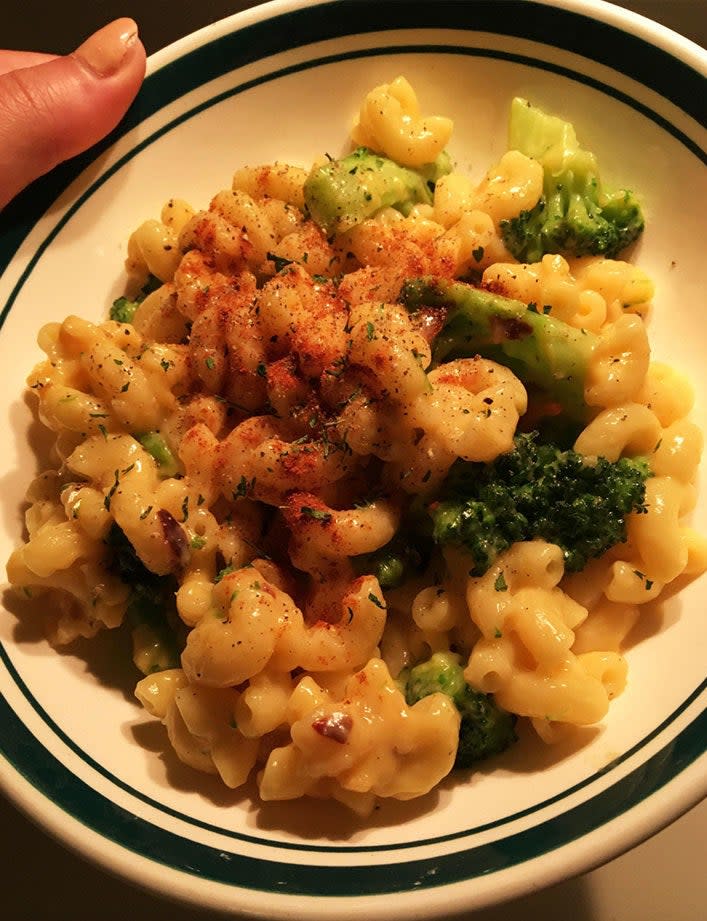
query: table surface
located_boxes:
[2,2,705,919]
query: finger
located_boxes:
[0,51,57,78]
[0,18,146,210]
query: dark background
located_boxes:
[2,2,705,920]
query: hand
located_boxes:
[0,18,146,210]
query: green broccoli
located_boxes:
[500,97,645,263]
[110,295,141,324]
[429,431,651,575]
[353,533,430,589]
[105,524,186,674]
[401,276,597,421]
[402,651,517,768]
[138,431,180,478]
[109,274,162,324]
[304,146,451,236]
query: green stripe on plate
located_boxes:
[1,0,705,897]
[1,39,704,334]
[0,680,704,895]
[0,0,703,274]
[1,638,705,856]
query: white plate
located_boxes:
[0,1,705,918]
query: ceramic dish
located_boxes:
[0,0,705,917]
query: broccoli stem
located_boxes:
[138,431,180,478]
[106,524,185,675]
[401,276,596,421]
[128,592,183,675]
[304,146,451,236]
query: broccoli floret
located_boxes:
[429,431,651,575]
[352,530,431,589]
[500,97,645,262]
[105,524,185,674]
[109,274,162,324]
[402,651,517,768]
[110,296,141,324]
[304,146,452,236]
[401,276,597,421]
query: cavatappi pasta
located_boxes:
[8,76,706,817]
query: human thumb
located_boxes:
[0,18,146,210]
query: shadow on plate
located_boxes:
[4,584,139,702]
[0,395,56,540]
[3,569,687,841]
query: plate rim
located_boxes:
[0,1,705,916]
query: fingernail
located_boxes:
[74,17,138,77]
